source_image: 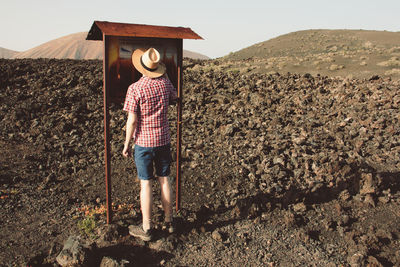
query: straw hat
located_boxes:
[132,47,166,78]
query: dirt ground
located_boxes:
[0,58,399,266]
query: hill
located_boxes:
[182,50,209,60]
[220,29,400,79]
[12,32,103,60]
[0,47,18,59]
[12,32,209,60]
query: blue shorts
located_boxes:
[134,143,172,180]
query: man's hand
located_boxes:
[122,142,132,158]
[169,97,179,106]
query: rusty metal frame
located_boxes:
[176,39,183,211]
[103,34,112,224]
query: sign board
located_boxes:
[87,21,202,223]
[105,36,180,103]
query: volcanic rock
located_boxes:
[56,236,90,267]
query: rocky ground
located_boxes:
[0,58,399,266]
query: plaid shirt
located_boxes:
[123,76,177,147]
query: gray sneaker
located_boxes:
[128,225,152,241]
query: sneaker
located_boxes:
[162,220,175,234]
[128,225,152,241]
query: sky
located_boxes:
[1,0,399,59]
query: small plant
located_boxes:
[75,203,136,238]
[75,204,105,238]
[77,215,96,238]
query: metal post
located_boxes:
[103,34,112,224]
[176,39,183,212]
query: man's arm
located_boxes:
[169,82,178,105]
[162,73,178,105]
[122,112,138,157]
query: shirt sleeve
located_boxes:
[123,84,139,113]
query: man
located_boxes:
[122,47,177,241]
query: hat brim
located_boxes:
[132,48,166,78]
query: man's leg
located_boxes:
[140,179,153,231]
[158,176,172,222]
[130,145,154,241]
[154,144,174,233]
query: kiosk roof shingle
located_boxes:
[87,21,203,41]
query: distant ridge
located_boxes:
[220,29,400,79]
[183,50,210,60]
[225,29,400,60]
[11,32,209,60]
[13,32,102,60]
[0,47,18,59]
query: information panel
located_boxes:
[105,36,179,103]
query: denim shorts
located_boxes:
[134,143,172,180]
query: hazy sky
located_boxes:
[1,0,399,58]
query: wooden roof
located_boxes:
[87,21,203,41]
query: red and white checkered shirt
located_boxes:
[123,76,177,147]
